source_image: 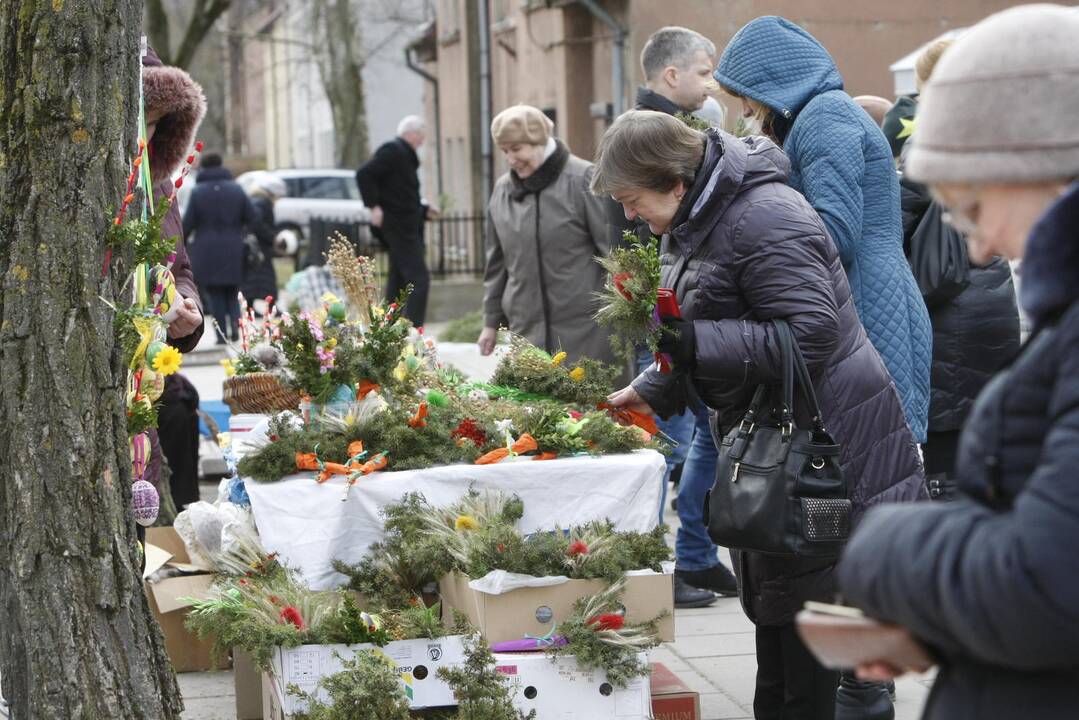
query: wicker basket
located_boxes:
[223,372,302,414]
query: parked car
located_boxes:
[236,168,372,268]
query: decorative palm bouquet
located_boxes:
[593,232,667,364]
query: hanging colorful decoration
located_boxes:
[104,91,203,527]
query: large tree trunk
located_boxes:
[0,1,183,718]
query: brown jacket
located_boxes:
[484,143,615,364]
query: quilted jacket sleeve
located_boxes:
[691,200,841,384]
[789,96,866,267]
[838,321,1079,668]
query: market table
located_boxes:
[244,450,666,589]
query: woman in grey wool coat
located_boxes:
[478,104,615,365]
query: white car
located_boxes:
[237,168,372,267]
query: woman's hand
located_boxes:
[167,296,202,340]
[477,327,499,356]
[855,661,905,683]
[607,385,655,416]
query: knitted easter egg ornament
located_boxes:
[132,479,160,526]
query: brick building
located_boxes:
[410,0,1030,213]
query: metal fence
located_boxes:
[306,213,487,279]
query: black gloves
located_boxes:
[656,316,696,371]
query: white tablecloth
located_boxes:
[244,450,666,589]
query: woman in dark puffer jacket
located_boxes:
[598,110,924,719]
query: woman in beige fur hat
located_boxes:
[479,105,615,365]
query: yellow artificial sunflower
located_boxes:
[550,351,567,367]
[454,515,479,531]
[569,367,586,382]
[151,345,182,376]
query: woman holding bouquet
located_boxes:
[478,104,615,365]
[597,110,924,719]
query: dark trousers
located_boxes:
[383,223,430,327]
[924,430,961,500]
[206,285,241,341]
[157,374,201,511]
[755,622,838,719]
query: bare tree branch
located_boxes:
[145,0,172,63]
[172,0,233,69]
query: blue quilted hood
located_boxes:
[715,16,844,120]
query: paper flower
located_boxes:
[151,345,182,375]
[451,418,487,447]
[316,345,335,374]
[587,613,625,632]
[279,606,305,629]
[551,351,567,367]
[569,367,586,382]
[455,515,479,531]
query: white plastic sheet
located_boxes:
[244,450,666,590]
[467,570,571,595]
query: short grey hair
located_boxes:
[641,27,716,82]
[397,115,425,136]
[590,110,706,196]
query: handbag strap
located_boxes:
[773,320,827,432]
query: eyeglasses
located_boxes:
[932,188,981,237]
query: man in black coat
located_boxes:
[356,116,432,326]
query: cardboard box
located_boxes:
[494,651,652,719]
[234,647,264,719]
[650,662,701,720]
[266,636,467,716]
[143,527,217,673]
[439,571,675,644]
[262,671,287,720]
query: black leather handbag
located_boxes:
[706,319,850,557]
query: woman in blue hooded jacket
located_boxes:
[716,16,932,446]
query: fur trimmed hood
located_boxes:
[142,47,206,182]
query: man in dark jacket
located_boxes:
[182,153,260,342]
[356,116,432,326]
[635,26,716,116]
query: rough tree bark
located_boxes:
[0,1,183,718]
